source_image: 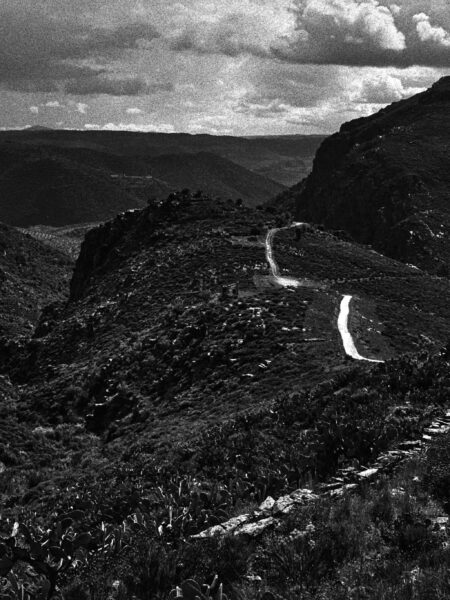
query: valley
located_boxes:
[0,79,449,600]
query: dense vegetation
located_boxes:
[1,339,449,599]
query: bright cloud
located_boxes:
[0,0,449,135]
[413,12,450,47]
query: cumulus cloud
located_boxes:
[126,107,144,114]
[168,0,450,67]
[29,106,39,114]
[350,72,428,103]
[413,12,450,47]
[44,101,61,108]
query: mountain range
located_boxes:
[0,130,324,226]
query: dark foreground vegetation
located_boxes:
[0,345,449,599]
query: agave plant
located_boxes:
[169,575,228,600]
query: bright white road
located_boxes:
[266,224,384,364]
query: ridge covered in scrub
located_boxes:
[0,188,449,598]
[278,76,450,275]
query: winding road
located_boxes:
[265,224,384,364]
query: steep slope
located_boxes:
[0,155,144,226]
[0,222,72,337]
[287,76,450,274]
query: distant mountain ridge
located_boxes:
[283,76,450,274]
[0,128,324,185]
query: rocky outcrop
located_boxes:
[292,76,450,274]
[70,208,147,301]
[194,408,450,539]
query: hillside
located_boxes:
[279,77,450,275]
[0,130,324,186]
[0,222,72,337]
[145,152,284,207]
[3,192,449,444]
[0,142,286,225]
[0,192,449,598]
[0,153,145,226]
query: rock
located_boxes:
[234,517,276,537]
[193,514,250,538]
[398,440,422,449]
[358,468,378,479]
[327,483,358,497]
[290,488,318,503]
[272,495,295,515]
[258,496,276,513]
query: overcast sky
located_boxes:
[0,0,449,135]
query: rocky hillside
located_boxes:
[0,222,72,337]
[4,192,450,446]
[0,192,449,599]
[285,76,450,275]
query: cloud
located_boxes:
[413,12,450,47]
[29,106,39,114]
[0,5,160,93]
[44,101,61,108]
[65,76,149,96]
[76,102,88,114]
[350,71,427,103]
[84,122,175,132]
[65,77,173,96]
[126,107,144,114]
[168,0,450,67]
[234,99,290,118]
[281,1,450,66]
[168,13,274,58]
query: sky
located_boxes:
[0,0,449,135]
